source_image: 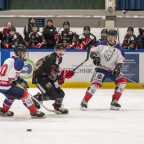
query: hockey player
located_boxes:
[59,21,78,49]
[80,29,127,110]
[76,26,96,50]
[27,24,46,48]
[122,27,136,50]
[98,29,108,42]
[136,28,144,49]
[24,18,36,41]
[32,43,75,114]
[0,44,45,118]
[2,21,13,35]
[1,27,25,49]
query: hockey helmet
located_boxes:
[127,27,134,32]
[55,43,65,51]
[84,26,90,31]
[9,27,16,32]
[107,29,117,37]
[14,44,27,56]
[101,29,108,34]
[63,21,70,27]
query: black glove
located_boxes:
[18,77,29,90]
[90,52,100,66]
[12,77,29,90]
[112,64,122,77]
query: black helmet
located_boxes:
[32,24,39,28]
[55,43,65,50]
[127,27,134,32]
[9,27,16,32]
[84,26,90,31]
[14,44,27,56]
[108,29,117,37]
[63,21,70,27]
[101,29,108,34]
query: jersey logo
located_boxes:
[104,49,115,62]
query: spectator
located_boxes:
[136,28,144,49]
[24,18,36,41]
[59,21,78,49]
[2,21,13,35]
[27,24,46,49]
[42,19,58,48]
[1,27,25,49]
[76,26,96,50]
[98,29,108,42]
[122,27,136,50]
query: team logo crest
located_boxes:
[104,50,114,62]
[97,74,102,80]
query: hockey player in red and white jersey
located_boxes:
[80,29,127,110]
[0,44,45,118]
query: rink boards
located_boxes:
[0,49,144,88]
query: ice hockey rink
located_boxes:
[0,88,144,144]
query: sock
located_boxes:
[83,91,93,102]
[113,91,122,101]
[2,98,14,112]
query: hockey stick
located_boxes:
[120,74,144,89]
[117,28,120,44]
[72,46,91,72]
[100,64,144,89]
[18,84,55,113]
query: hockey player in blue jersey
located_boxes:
[80,29,127,110]
[0,44,45,118]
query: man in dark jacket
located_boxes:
[42,19,58,48]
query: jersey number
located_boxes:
[0,64,8,76]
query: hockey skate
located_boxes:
[80,100,88,111]
[32,92,43,109]
[110,100,121,110]
[30,111,45,118]
[52,103,68,114]
[0,107,14,117]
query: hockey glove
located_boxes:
[66,44,74,49]
[35,43,42,48]
[18,78,29,90]
[90,52,100,66]
[54,33,60,42]
[76,37,92,50]
[61,70,75,79]
[112,64,122,77]
[4,43,10,49]
[58,79,65,85]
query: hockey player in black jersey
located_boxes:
[98,29,108,42]
[32,43,75,114]
[59,21,78,49]
[76,26,96,50]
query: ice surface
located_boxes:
[0,88,144,144]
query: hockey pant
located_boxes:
[2,85,37,113]
[36,80,65,108]
[83,68,127,102]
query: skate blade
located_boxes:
[31,115,46,119]
[110,106,120,111]
[80,106,87,111]
[54,110,68,114]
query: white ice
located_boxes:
[0,88,144,144]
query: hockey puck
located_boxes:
[27,129,32,132]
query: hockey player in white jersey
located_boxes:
[80,29,127,110]
[0,44,45,118]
